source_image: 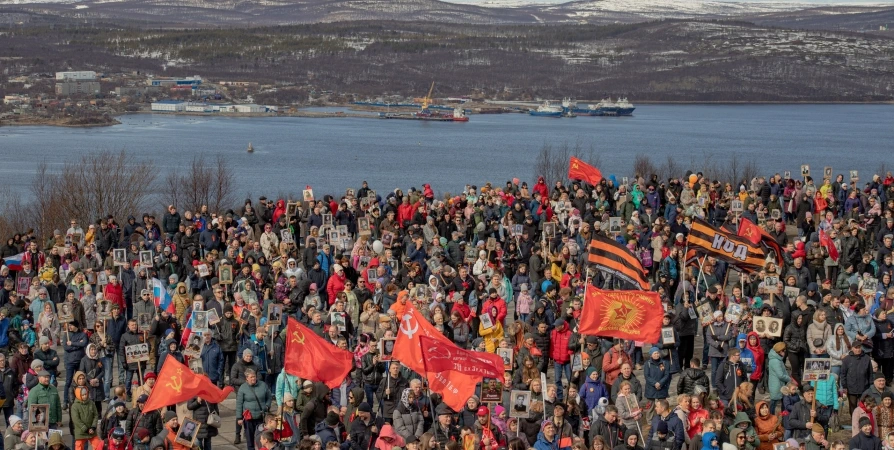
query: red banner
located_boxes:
[568,156,603,185]
[419,335,503,379]
[579,288,662,342]
[143,356,234,412]
[284,319,354,389]
[393,308,480,412]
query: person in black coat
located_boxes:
[346,403,378,450]
[713,348,746,405]
[187,397,219,450]
[589,406,627,450]
[841,341,874,413]
[873,309,894,382]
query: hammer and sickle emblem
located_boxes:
[572,163,579,169]
[743,227,754,237]
[291,329,306,345]
[166,367,183,394]
[400,314,419,340]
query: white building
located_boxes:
[185,102,211,112]
[55,71,97,81]
[234,104,266,113]
[151,101,185,112]
[3,95,29,105]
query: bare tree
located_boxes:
[162,154,235,214]
[21,151,156,239]
[632,153,658,181]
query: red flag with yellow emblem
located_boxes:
[568,157,603,185]
[284,318,354,389]
[142,355,234,412]
[579,288,662,342]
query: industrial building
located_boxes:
[150,76,203,87]
[151,100,186,112]
[116,86,161,97]
[55,71,97,81]
[55,81,101,96]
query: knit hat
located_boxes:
[30,360,43,370]
[243,348,253,358]
[164,411,177,423]
[875,372,886,381]
[772,342,786,354]
[303,380,314,388]
[650,346,661,356]
[144,372,157,381]
[137,394,149,403]
[540,420,554,432]
[21,431,32,442]
[135,428,151,441]
[39,336,50,346]
[656,421,669,434]
[8,415,21,428]
[48,433,63,446]
[358,403,372,413]
[283,393,294,403]
[860,416,872,428]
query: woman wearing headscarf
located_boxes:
[392,388,424,444]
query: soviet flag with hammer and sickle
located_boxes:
[284,318,354,389]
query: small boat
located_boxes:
[247,142,254,153]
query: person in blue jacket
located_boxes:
[533,420,570,450]
[62,320,88,408]
[579,367,609,417]
[737,333,756,378]
[643,346,671,418]
[200,332,224,386]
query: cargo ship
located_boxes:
[379,106,468,122]
[571,97,635,116]
[529,101,565,117]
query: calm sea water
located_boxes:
[0,104,891,198]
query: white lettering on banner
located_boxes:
[432,371,460,395]
[711,234,748,262]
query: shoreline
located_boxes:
[2,100,891,128]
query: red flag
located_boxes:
[579,288,662,342]
[568,156,602,185]
[737,217,762,246]
[819,229,839,262]
[419,335,503,379]
[738,217,785,266]
[143,356,234,412]
[284,318,354,389]
[393,307,479,412]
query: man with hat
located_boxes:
[788,385,828,440]
[126,395,162,437]
[473,406,505,450]
[432,403,459,448]
[647,420,675,450]
[863,372,891,405]
[347,402,378,450]
[533,420,561,450]
[841,339,874,413]
[3,414,23,450]
[849,416,882,450]
[150,410,191,450]
[33,336,60,382]
[316,411,345,447]
[62,321,88,409]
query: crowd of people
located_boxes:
[2,170,894,450]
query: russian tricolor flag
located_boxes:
[2,253,24,271]
[151,278,175,314]
[180,312,194,346]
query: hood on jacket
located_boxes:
[349,387,365,408]
[86,344,99,360]
[737,332,747,348]
[74,370,87,385]
[745,331,762,352]
[731,412,751,428]
[374,424,404,450]
[701,432,719,450]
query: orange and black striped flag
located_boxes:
[687,217,766,272]
[587,234,650,290]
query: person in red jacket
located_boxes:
[326,264,347,306]
[397,197,420,228]
[481,289,507,325]
[532,176,549,199]
[550,318,574,401]
[103,275,125,311]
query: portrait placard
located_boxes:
[183,333,204,359]
[175,418,201,448]
[139,250,153,267]
[509,390,531,418]
[661,327,675,345]
[480,378,503,403]
[207,308,221,326]
[497,348,513,370]
[137,313,152,332]
[379,337,396,361]
[267,304,283,326]
[125,343,150,364]
[29,404,50,432]
[192,311,209,333]
[802,358,832,382]
[218,264,233,285]
[113,249,127,266]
